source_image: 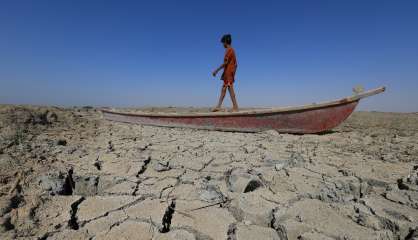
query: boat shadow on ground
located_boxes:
[284,129,339,136]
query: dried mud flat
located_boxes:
[1,105,418,240]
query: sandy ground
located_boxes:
[1,105,418,240]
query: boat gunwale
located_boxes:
[101,86,385,118]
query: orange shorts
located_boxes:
[223,79,234,87]
[221,73,234,87]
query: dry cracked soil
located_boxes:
[1,105,418,240]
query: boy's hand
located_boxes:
[212,70,218,77]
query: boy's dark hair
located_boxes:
[221,34,232,45]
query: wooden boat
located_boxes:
[102,87,385,133]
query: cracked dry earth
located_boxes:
[1,105,418,240]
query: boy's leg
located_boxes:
[213,85,227,111]
[228,85,239,111]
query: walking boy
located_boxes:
[212,34,239,112]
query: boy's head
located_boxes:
[221,34,232,48]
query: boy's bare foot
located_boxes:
[211,107,222,112]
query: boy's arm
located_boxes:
[212,62,226,76]
[213,52,231,76]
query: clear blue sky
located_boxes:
[1,1,417,112]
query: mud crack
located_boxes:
[137,156,151,176]
[160,199,176,233]
[68,197,86,230]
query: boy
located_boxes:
[212,34,239,112]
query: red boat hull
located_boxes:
[102,87,385,133]
[102,101,358,133]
